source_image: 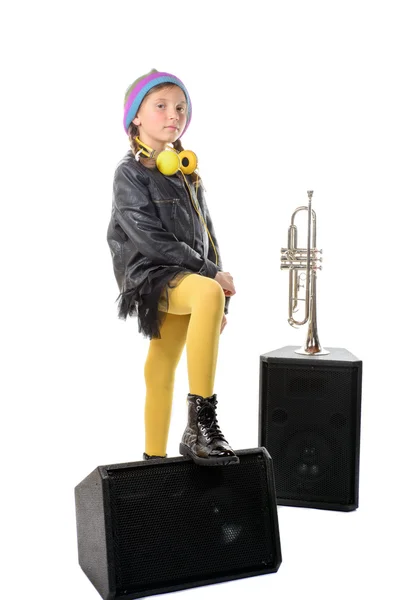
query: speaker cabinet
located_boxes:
[75,448,281,600]
[259,346,362,511]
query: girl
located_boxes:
[107,69,238,466]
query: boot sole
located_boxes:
[179,443,240,467]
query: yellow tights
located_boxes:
[143,273,226,456]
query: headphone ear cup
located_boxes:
[156,151,180,175]
[179,150,198,174]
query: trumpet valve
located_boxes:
[280,247,323,270]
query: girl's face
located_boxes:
[133,84,188,152]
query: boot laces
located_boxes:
[197,399,226,442]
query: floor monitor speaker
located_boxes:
[75,448,281,599]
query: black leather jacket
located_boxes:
[107,150,230,339]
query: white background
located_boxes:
[2,1,399,598]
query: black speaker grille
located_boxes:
[264,364,359,506]
[107,454,277,595]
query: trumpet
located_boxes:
[280,191,329,355]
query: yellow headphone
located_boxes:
[134,136,219,266]
[134,136,197,175]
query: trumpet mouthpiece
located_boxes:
[307,190,314,200]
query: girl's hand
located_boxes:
[214,271,236,296]
[220,314,227,334]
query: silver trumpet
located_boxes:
[280,191,329,355]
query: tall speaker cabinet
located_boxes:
[259,346,362,511]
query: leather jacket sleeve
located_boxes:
[113,163,219,279]
[197,183,231,315]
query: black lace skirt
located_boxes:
[117,266,193,340]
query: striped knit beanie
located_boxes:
[123,68,192,137]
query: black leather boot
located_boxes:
[143,453,167,460]
[179,393,239,466]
